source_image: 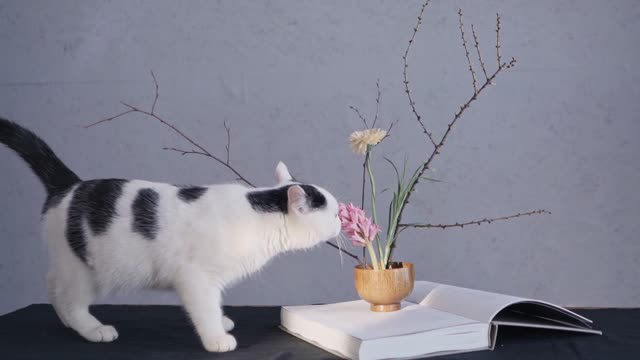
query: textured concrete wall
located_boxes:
[1,0,639,315]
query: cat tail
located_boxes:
[0,117,81,194]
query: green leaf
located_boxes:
[421,176,444,183]
[383,156,403,196]
[402,156,408,182]
[383,156,401,183]
[387,199,394,233]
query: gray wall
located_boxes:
[1,0,639,315]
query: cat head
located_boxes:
[276,162,342,249]
[246,162,341,250]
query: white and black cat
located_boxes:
[0,117,341,352]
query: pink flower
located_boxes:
[338,202,382,247]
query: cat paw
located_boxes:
[82,325,119,342]
[222,315,235,332]
[202,334,237,352]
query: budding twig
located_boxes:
[372,79,381,128]
[471,24,489,81]
[388,8,522,261]
[392,62,516,242]
[404,0,438,148]
[399,210,551,230]
[458,9,477,94]
[496,13,502,68]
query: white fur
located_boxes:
[43,162,340,352]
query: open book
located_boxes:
[280,281,601,359]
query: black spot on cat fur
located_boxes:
[42,185,75,214]
[177,186,207,202]
[132,188,160,240]
[301,185,327,209]
[66,179,127,263]
[87,179,128,235]
[246,184,326,214]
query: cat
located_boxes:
[0,117,342,352]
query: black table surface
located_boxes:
[0,304,637,359]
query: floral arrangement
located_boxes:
[334,2,550,270]
[88,1,549,270]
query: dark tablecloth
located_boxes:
[0,304,637,359]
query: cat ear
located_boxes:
[287,185,309,214]
[275,161,293,184]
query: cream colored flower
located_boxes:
[349,128,387,155]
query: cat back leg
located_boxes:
[48,255,118,343]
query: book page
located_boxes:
[283,300,481,341]
[414,281,593,328]
[419,282,524,323]
[492,311,602,334]
[405,281,440,304]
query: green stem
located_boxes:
[366,150,385,266]
[383,203,398,264]
[360,152,369,263]
[383,219,396,265]
[373,234,383,267]
[366,242,380,270]
[383,232,396,265]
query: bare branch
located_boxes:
[150,70,159,115]
[372,79,381,128]
[325,241,361,263]
[458,9,477,94]
[87,72,256,187]
[162,147,210,157]
[402,63,515,206]
[349,105,368,128]
[83,109,136,128]
[403,0,437,148]
[496,13,502,68]
[399,209,550,230]
[471,24,489,81]
[119,101,215,158]
[120,101,136,111]
[223,121,231,165]
[384,118,399,139]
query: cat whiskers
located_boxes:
[336,233,348,266]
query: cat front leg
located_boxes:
[175,269,236,352]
